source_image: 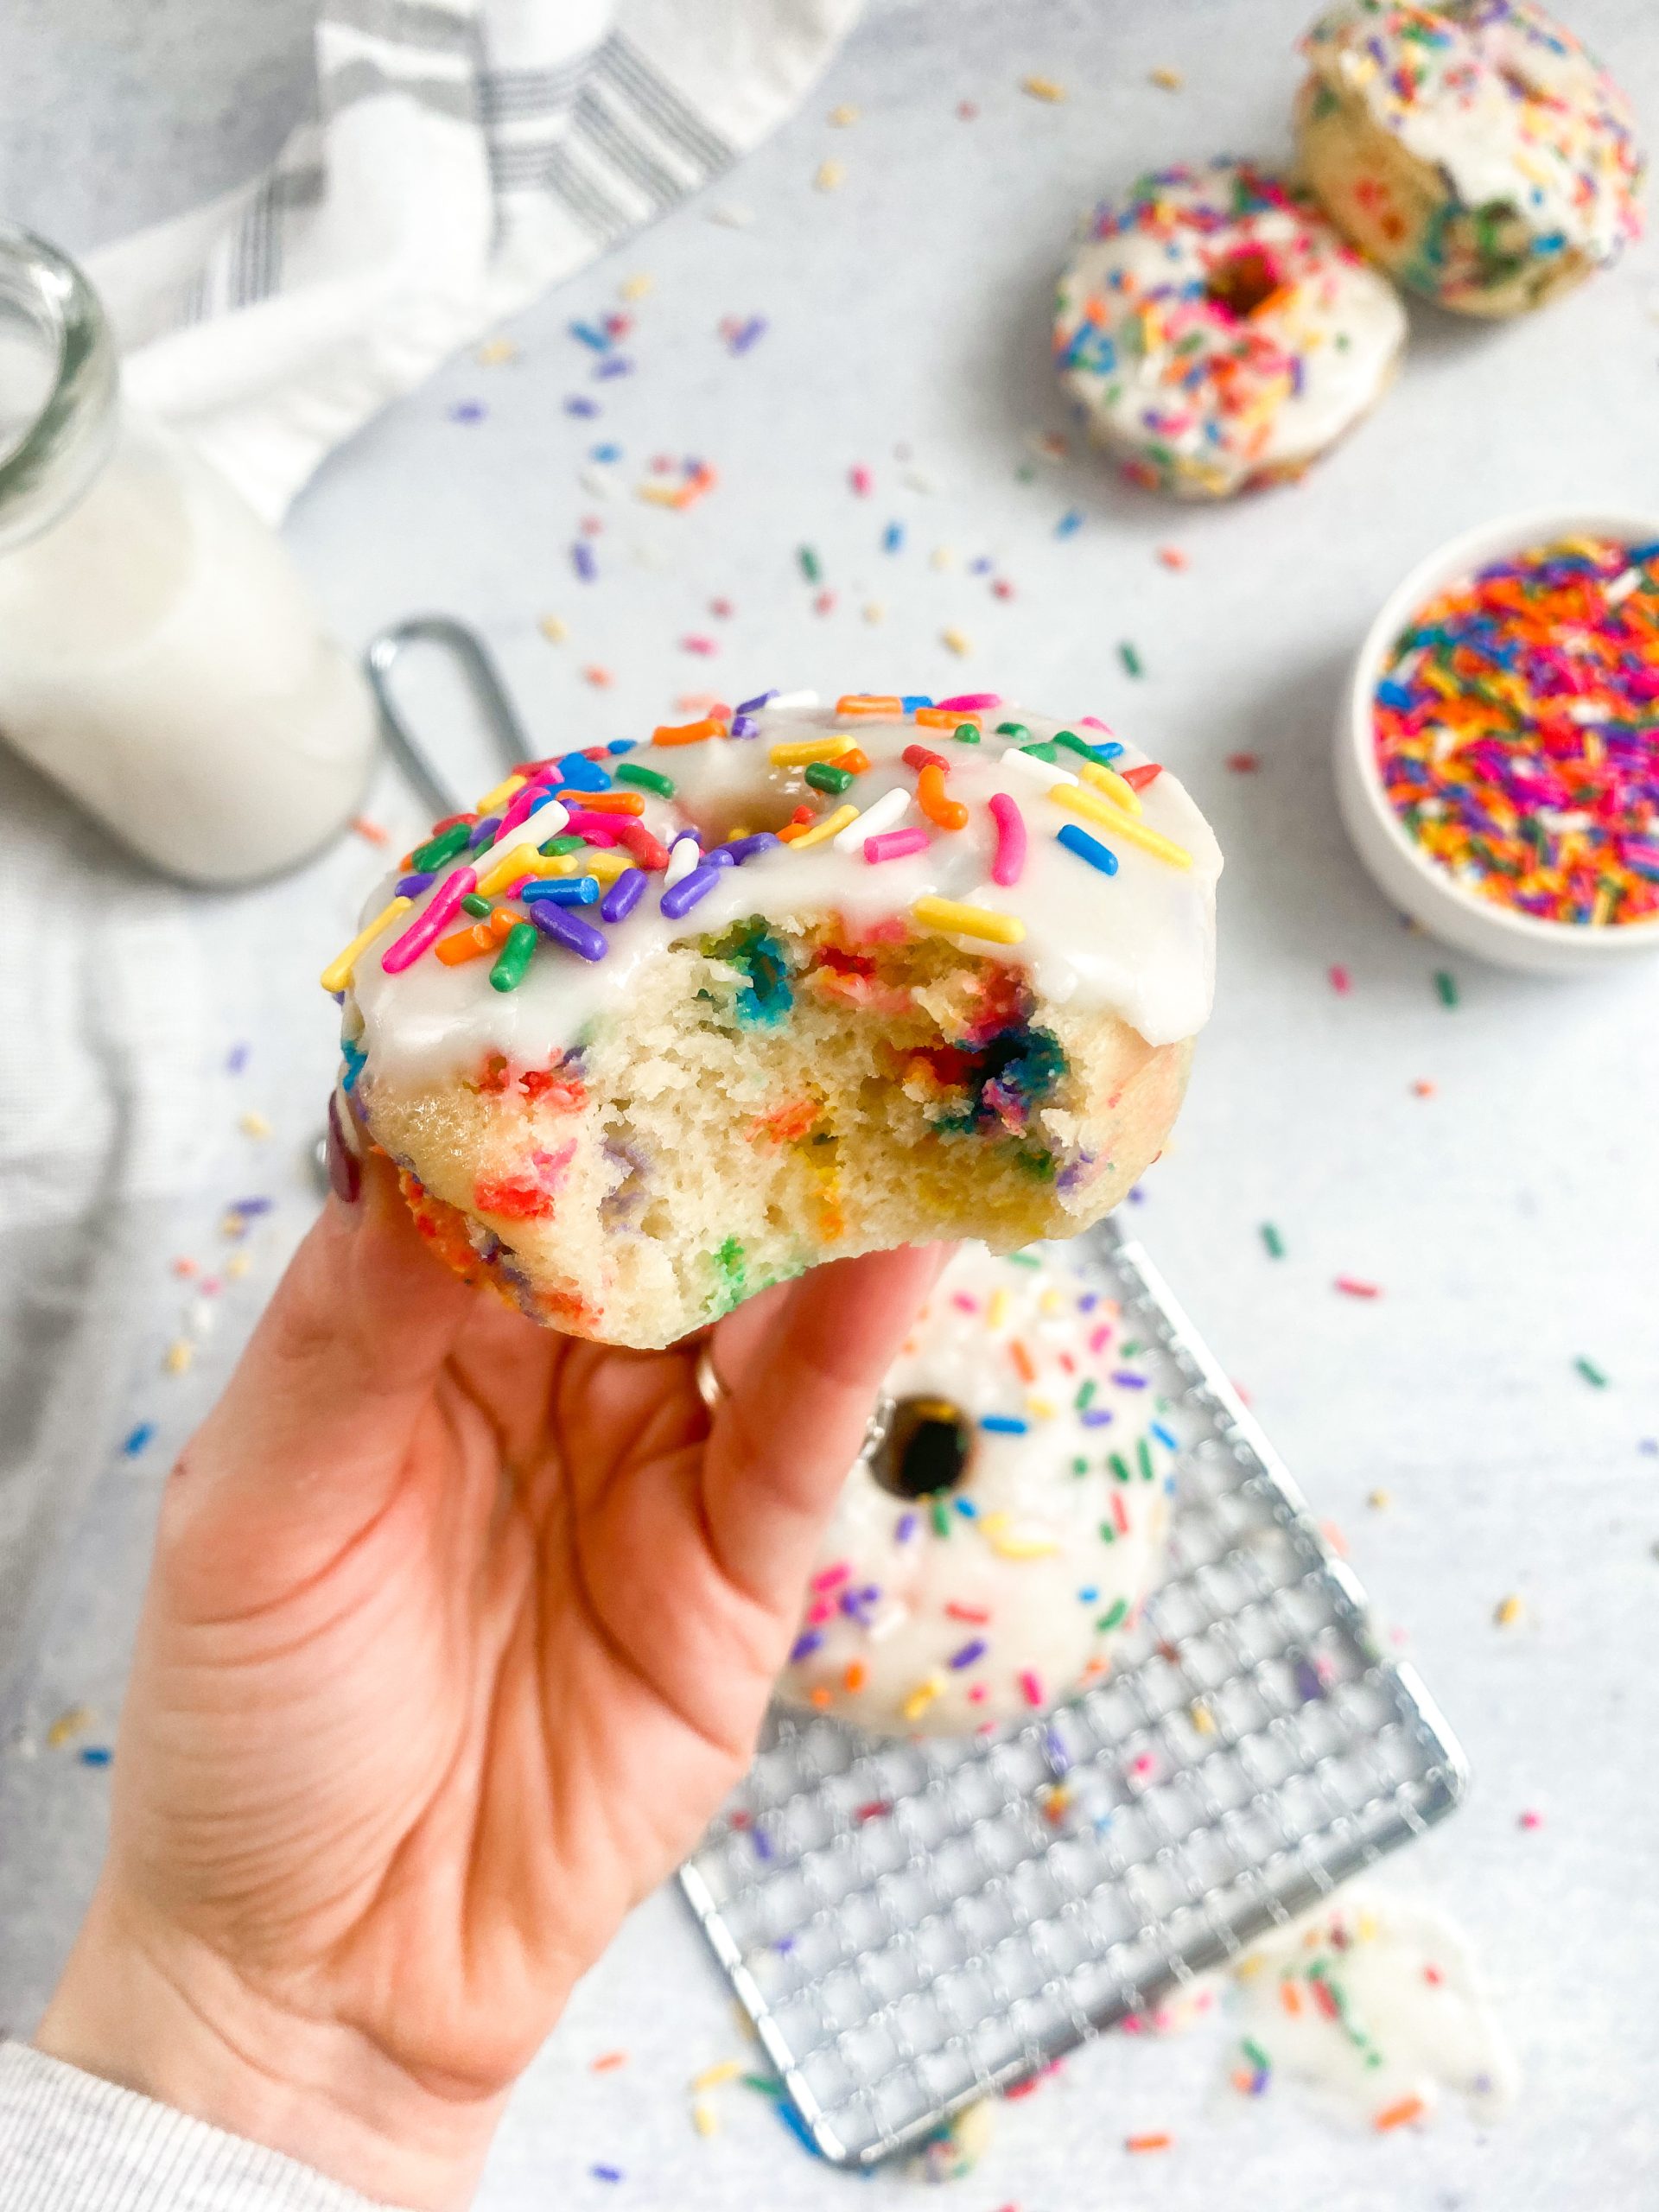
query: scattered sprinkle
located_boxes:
[121,1423,156,1458]
[1333,1276,1381,1300]
[1434,969,1459,1007]
[46,1707,92,1749]
[1575,1356,1609,1388]
[942,625,972,656]
[238,1111,271,1140]
[1119,641,1144,678]
[1151,66,1185,90]
[1260,1223,1285,1259]
[1021,74,1066,103]
[1494,1593,1524,1627]
[815,159,846,192]
[1329,963,1351,994]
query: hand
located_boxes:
[38,1127,945,2209]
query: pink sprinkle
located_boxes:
[498,782,559,836]
[988,791,1027,887]
[1111,1493,1129,1535]
[951,1293,979,1313]
[849,464,873,496]
[864,826,931,864]
[968,1683,987,1703]
[682,634,717,655]
[562,810,623,844]
[1089,1324,1114,1354]
[381,867,476,972]
[1018,1669,1044,1707]
[1157,546,1188,571]
[1519,1809,1542,1830]
[1129,1751,1156,1781]
[1079,715,1116,734]
[806,1598,833,1625]
[810,1562,851,1593]
[1330,963,1351,994]
[937,692,1001,711]
[1334,1276,1381,1299]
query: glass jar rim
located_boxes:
[0,221,118,530]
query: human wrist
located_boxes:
[35,1887,505,2211]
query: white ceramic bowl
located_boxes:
[1337,507,1659,976]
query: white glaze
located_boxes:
[1054,161,1407,498]
[777,1243,1175,1734]
[1303,1,1644,264]
[345,700,1221,1087]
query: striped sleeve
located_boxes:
[0,2044,406,2212]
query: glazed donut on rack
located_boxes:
[323,688,1221,1350]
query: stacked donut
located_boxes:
[1056,4,1644,499]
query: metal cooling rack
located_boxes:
[678,1219,1469,2168]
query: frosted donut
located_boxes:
[1053,158,1407,500]
[1297,1,1644,316]
[327,690,1221,1350]
[777,1243,1175,1735]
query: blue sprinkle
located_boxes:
[953,1497,978,1518]
[753,1826,773,1861]
[1056,507,1084,537]
[121,1424,155,1458]
[591,442,623,462]
[1078,1586,1099,1603]
[882,520,905,553]
[900,694,932,711]
[1376,679,1414,711]
[1151,1421,1177,1450]
[556,751,611,791]
[570,320,612,351]
[521,877,601,907]
[1057,823,1119,876]
[982,1415,1028,1434]
[340,1039,367,1094]
[1096,740,1125,759]
[79,1746,112,1768]
[775,2101,822,2157]
[607,737,637,753]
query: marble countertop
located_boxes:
[3,3,1658,2208]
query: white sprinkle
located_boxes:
[491,800,569,864]
[834,785,910,852]
[1605,568,1641,604]
[664,834,702,887]
[766,689,821,711]
[580,467,619,499]
[709,202,755,228]
[997,747,1078,791]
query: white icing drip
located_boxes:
[779,1243,1173,1733]
[1054,161,1407,495]
[1305,0,1643,262]
[346,702,1221,1089]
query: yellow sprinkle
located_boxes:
[474,772,527,815]
[1077,757,1143,814]
[225,1252,250,1280]
[828,103,860,126]
[1190,1700,1216,1736]
[475,336,518,365]
[692,2100,719,2138]
[769,734,857,766]
[1049,784,1192,868]
[47,1705,92,1750]
[1022,73,1066,102]
[1494,1594,1523,1628]
[320,897,413,994]
[816,159,846,191]
[1357,1910,1380,1943]
[991,1533,1061,1560]
[1150,66,1185,91]
[987,1288,1010,1329]
[862,601,885,624]
[619,271,654,301]
[238,1110,271,1140]
[941,625,972,656]
[911,895,1027,946]
[1039,1287,1065,1314]
[788,804,860,850]
[638,480,687,508]
[690,2060,744,2092]
[902,1675,944,1721]
[163,1339,194,1376]
[1026,1396,1057,1420]
[1367,1489,1391,1510]
[539,613,569,643]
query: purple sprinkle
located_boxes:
[949,1638,988,1669]
[590,2165,623,2183]
[729,714,760,739]
[969,556,994,575]
[1294,1656,1324,1704]
[228,1197,273,1217]
[396,871,435,898]
[1111,1370,1148,1389]
[594,355,632,379]
[1077,1292,1099,1312]
[564,395,600,417]
[529,904,607,962]
[601,868,646,923]
[122,1423,155,1457]
[753,1827,774,1861]
[659,861,723,918]
[572,541,598,582]
[895,1513,918,1543]
[722,832,781,864]
[1046,1727,1070,1772]
[448,399,486,423]
[789,1630,823,1663]
[1080,1408,1116,1428]
[226,1044,249,1074]
[736,690,777,715]
[707,847,737,869]
[467,817,501,849]
[728,315,768,354]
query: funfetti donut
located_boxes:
[1053,158,1408,500]
[1297,1,1644,316]
[778,1243,1177,1736]
[325,691,1222,1351]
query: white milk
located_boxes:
[0,411,376,885]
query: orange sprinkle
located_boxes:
[350,815,390,845]
[810,1685,834,1708]
[839,747,872,774]
[836,692,903,715]
[652,715,725,747]
[1009,1338,1037,1384]
[913,704,979,729]
[435,924,495,965]
[917,762,969,831]
[843,1661,868,1693]
[1125,2133,1172,2153]
[590,2051,629,2073]
[1281,1980,1303,2016]
[1374,2096,1426,2133]
[560,788,644,815]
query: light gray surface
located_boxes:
[3,2,1659,2209]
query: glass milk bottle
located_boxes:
[0,223,376,884]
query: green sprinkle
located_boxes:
[1071,1456,1089,1476]
[1121,1338,1143,1357]
[1007,1250,1044,1269]
[461,893,492,918]
[1051,728,1106,762]
[741,2074,784,2099]
[931,1498,952,1538]
[488,920,537,993]
[1261,1222,1285,1259]
[1137,1437,1154,1482]
[1119,641,1144,678]
[541,833,585,855]
[952,721,982,744]
[1098,1520,1117,1544]
[1109,1452,1132,1484]
[1017,740,1062,765]
[411,822,472,872]
[798,544,822,583]
[1096,1597,1128,1630]
[1434,969,1459,1007]
[616,762,676,798]
[995,721,1031,740]
[1242,2037,1272,2074]
[1076,1378,1097,1409]
[1576,1356,1609,1388]
[712,1235,747,1310]
[804,760,854,794]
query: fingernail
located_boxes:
[326,1092,361,1205]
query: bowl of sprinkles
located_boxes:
[1338,511,1659,973]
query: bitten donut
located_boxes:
[778,1243,1176,1735]
[326,690,1221,1350]
[1053,158,1407,500]
[1297,1,1644,316]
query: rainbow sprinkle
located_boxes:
[1373,537,1659,929]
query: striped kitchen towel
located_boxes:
[86,0,861,522]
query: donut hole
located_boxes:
[873,1395,973,1500]
[1205,245,1284,321]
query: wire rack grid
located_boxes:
[679,1221,1469,2168]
